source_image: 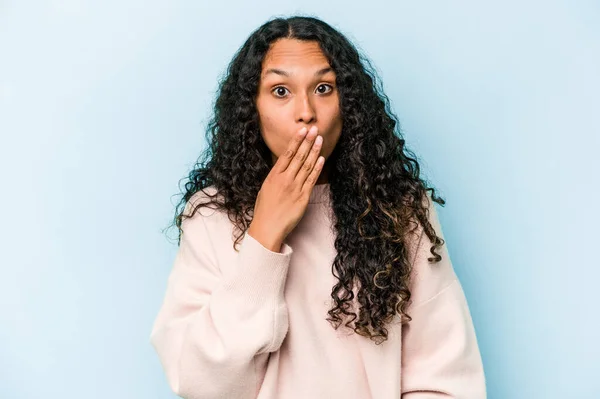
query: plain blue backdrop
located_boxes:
[1,1,598,398]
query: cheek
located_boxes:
[257,109,291,155]
[320,99,341,126]
[322,104,342,137]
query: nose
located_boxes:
[295,92,316,125]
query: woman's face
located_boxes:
[255,38,343,176]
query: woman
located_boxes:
[150,15,486,399]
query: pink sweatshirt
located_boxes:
[149,183,486,398]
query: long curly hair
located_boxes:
[167,15,447,345]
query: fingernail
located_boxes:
[309,125,318,134]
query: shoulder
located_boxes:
[183,185,223,218]
[181,185,239,243]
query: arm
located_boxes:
[401,196,486,398]
[149,199,292,399]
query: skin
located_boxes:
[255,38,343,185]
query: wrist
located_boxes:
[248,223,284,253]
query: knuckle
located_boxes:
[283,148,295,159]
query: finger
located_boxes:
[302,155,325,193]
[295,134,323,186]
[273,126,308,173]
[285,125,318,178]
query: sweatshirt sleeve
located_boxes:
[149,200,293,399]
[401,196,487,398]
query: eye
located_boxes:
[272,86,289,98]
[316,84,333,94]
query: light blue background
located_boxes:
[1,1,598,398]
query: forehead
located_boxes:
[262,39,330,71]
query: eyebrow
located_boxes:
[263,66,334,78]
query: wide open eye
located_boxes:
[316,84,333,94]
[272,86,289,98]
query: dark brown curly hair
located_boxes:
[166,15,447,345]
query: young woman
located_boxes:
[150,15,486,399]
